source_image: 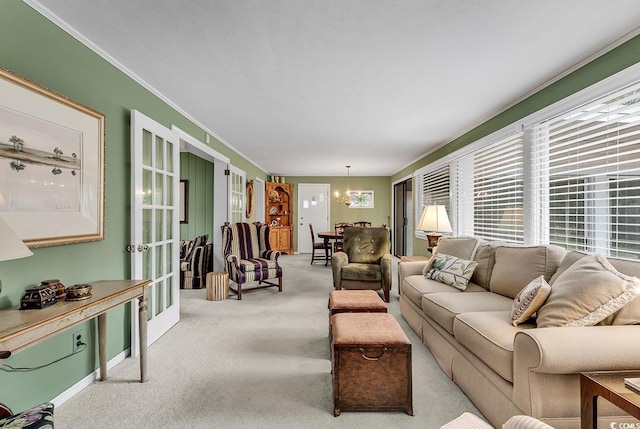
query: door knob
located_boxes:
[138,244,150,252]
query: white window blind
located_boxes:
[531,82,640,259]
[417,165,450,236]
[472,134,524,243]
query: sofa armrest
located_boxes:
[381,254,392,292]
[514,326,640,375]
[260,250,281,261]
[513,325,640,415]
[398,261,426,284]
[331,252,349,289]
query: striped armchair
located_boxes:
[180,234,212,289]
[221,222,283,300]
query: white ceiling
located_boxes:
[27,0,640,176]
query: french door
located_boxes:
[130,110,180,356]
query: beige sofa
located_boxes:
[399,237,640,429]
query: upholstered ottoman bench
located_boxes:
[328,290,387,340]
[331,312,413,416]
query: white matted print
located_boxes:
[0,68,104,247]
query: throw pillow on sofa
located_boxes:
[536,254,640,328]
[425,253,479,291]
[511,275,551,326]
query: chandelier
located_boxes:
[335,165,352,206]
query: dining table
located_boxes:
[317,231,343,266]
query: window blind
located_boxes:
[472,134,524,243]
[418,164,451,234]
[531,82,640,259]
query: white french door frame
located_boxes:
[130,110,180,357]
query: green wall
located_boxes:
[391,34,640,255]
[281,176,392,252]
[0,1,264,411]
[179,153,214,241]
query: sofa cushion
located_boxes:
[511,276,551,326]
[471,241,504,290]
[454,311,534,383]
[422,292,513,335]
[341,263,382,282]
[551,251,640,326]
[536,254,640,328]
[489,245,565,299]
[425,253,479,291]
[238,257,279,273]
[402,276,486,308]
[434,236,482,260]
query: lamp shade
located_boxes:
[0,215,33,261]
[416,205,453,233]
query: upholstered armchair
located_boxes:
[179,234,212,289]
[221,222,283,300]
[0,402,54,428]
[331,227,392,302]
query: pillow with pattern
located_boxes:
[511,275,551,326]
[425,253,478,291]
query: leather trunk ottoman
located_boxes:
[331,312,413,416]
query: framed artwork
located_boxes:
[0,68,105,248]
[180,180,188,224]
[349,190,374,208]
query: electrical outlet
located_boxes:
[72,329,85,353]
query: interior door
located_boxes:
[393,178,413,256]
[297,183,330,253]
[130,110,180,356]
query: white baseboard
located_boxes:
[50,348,130,407]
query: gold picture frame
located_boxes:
[0,68,105,248]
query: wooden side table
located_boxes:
[580,371,640,429]
[206,272,229,301]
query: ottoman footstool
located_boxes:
[328,290,387,341]
[331,312,413,416]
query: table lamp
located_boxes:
[0,214,33,293]
[416,205,452,253]
[0,214,32,359]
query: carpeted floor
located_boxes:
[55,254,482,428]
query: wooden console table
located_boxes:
[0,279,150,383]
[580,370,640,429]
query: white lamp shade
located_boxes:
[0,215,33,261]
[417,205,453,233]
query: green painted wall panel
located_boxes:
[179,153,215,241]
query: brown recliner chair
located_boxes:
[331,227,392,302]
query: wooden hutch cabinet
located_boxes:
[265,182,294,254]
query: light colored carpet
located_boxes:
[55,254,482,428]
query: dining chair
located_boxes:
[309,223,331,265]
[353,221,372,228]
[333,222,352,253]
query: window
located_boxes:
[415,164,450,237]
[531,82,640,258]
[472,134,524,243]
[415,65,640,259]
